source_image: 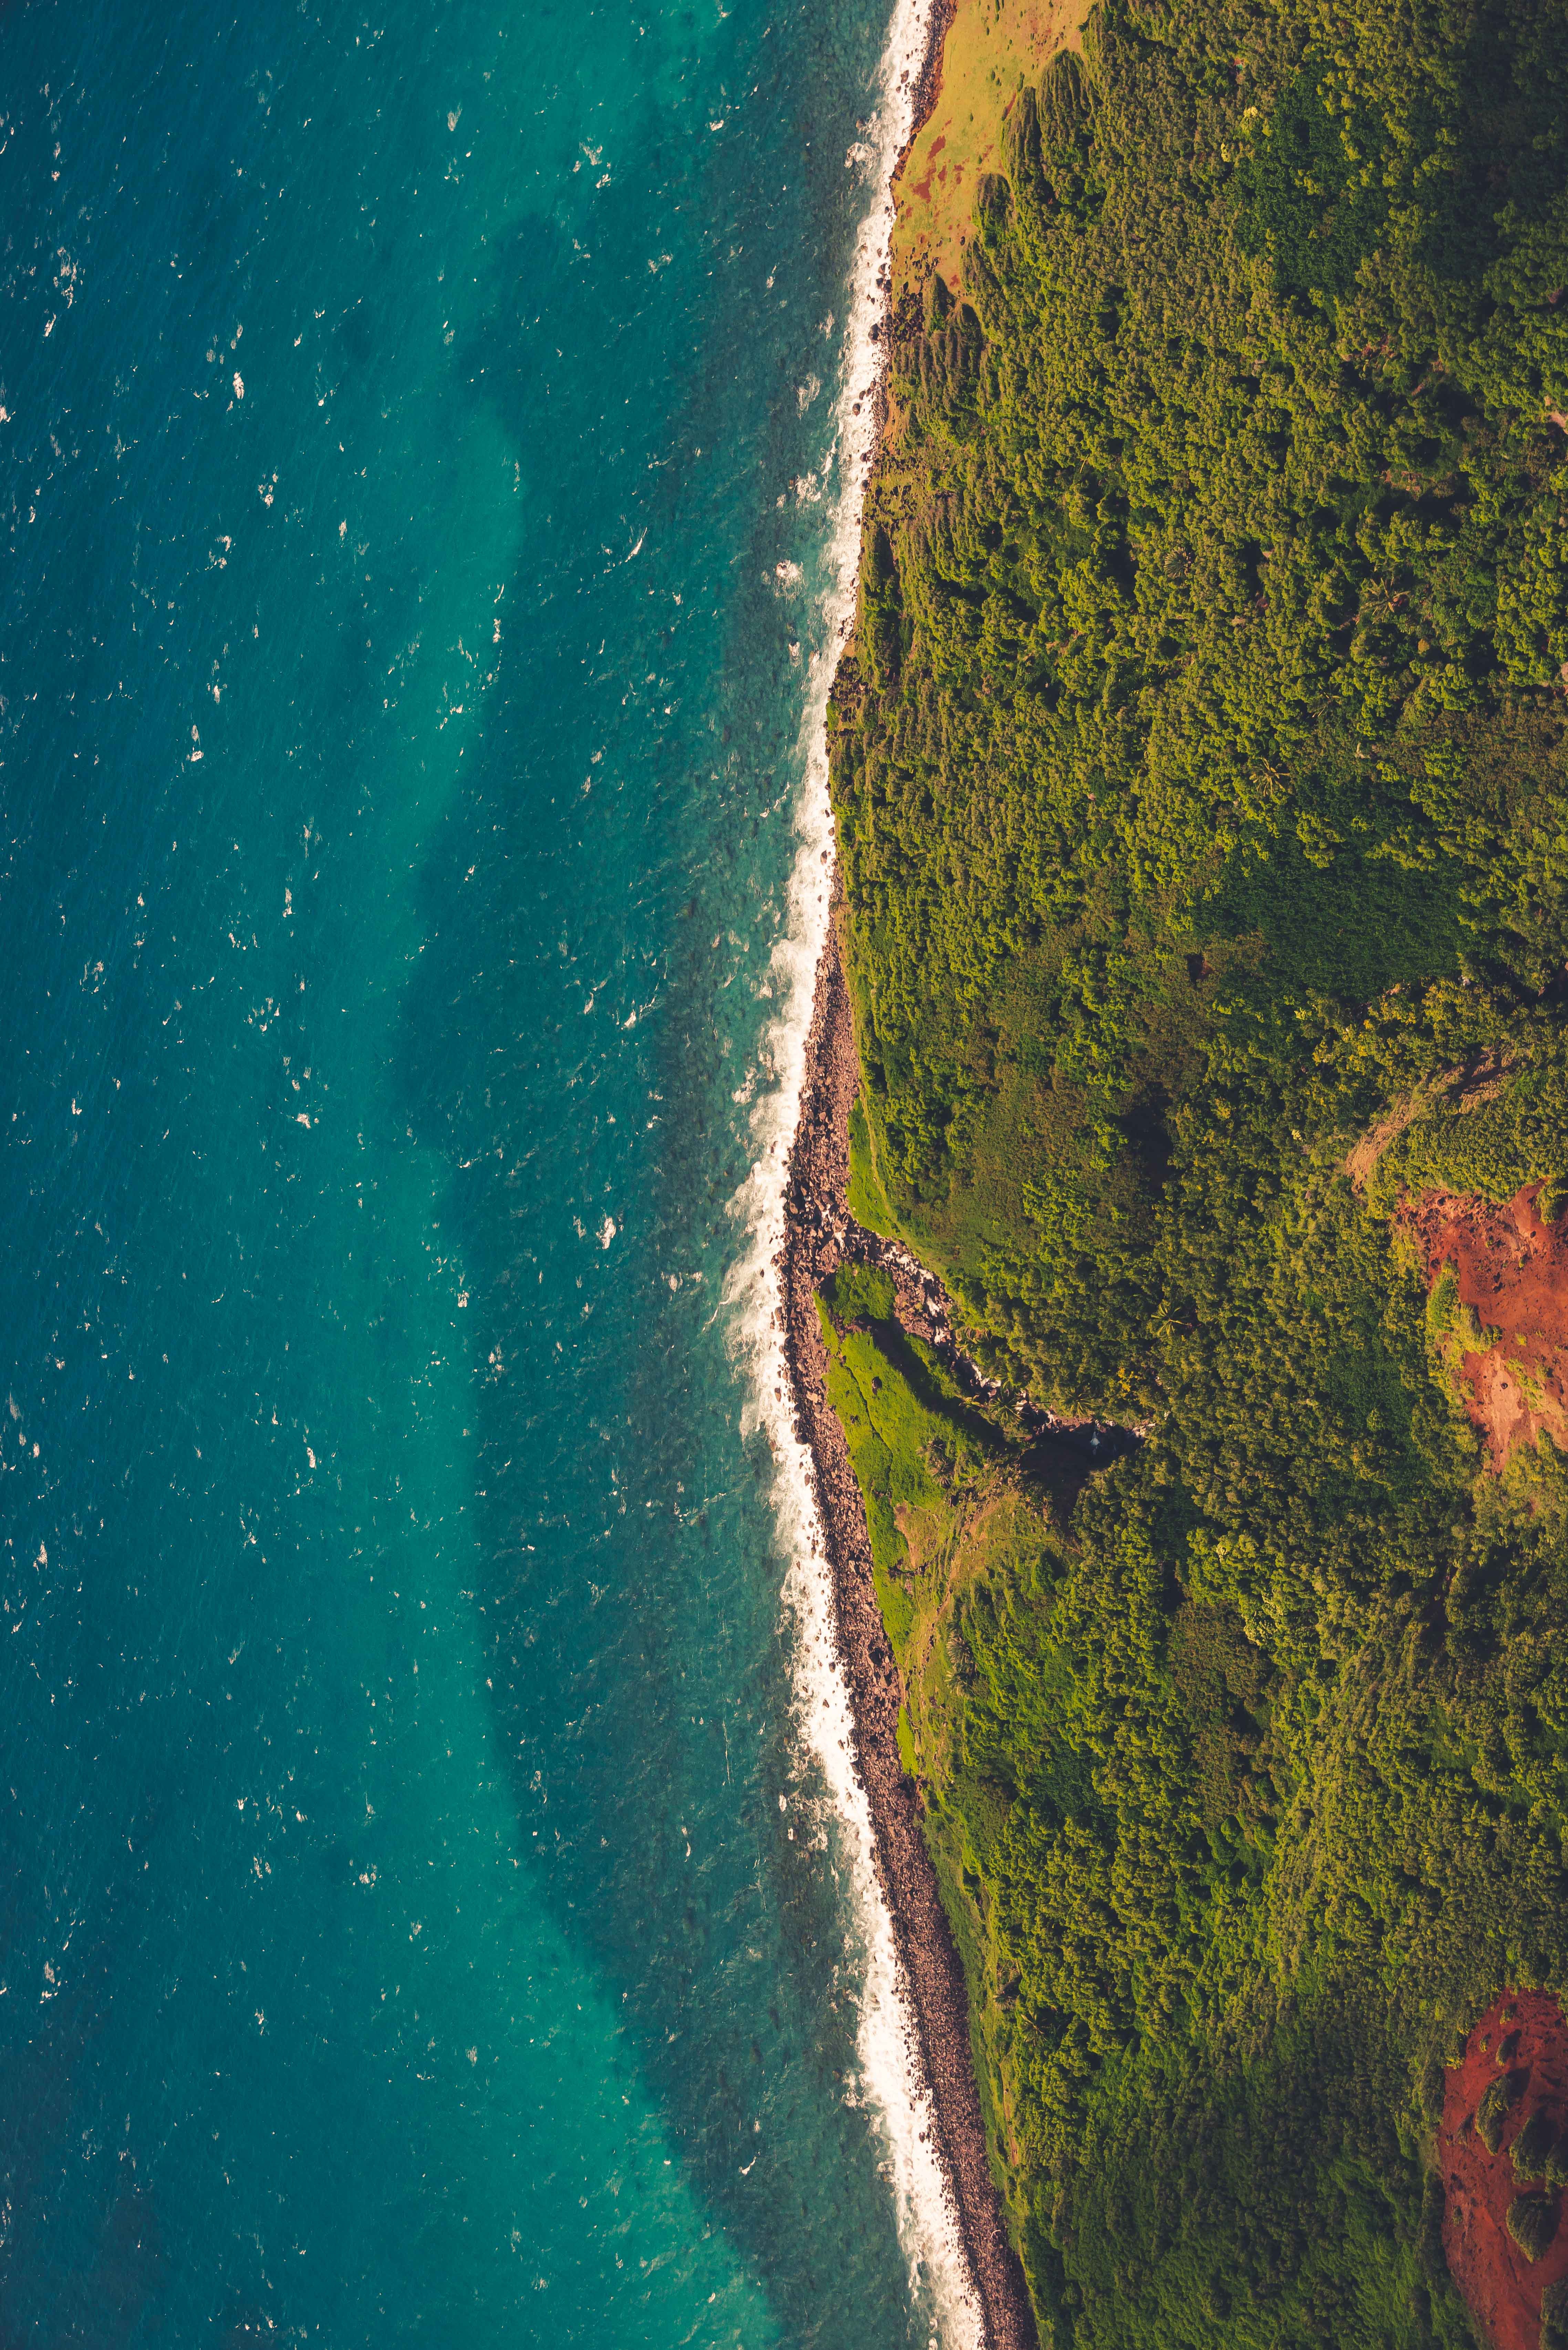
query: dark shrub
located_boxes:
[1038,50,1090,152]
[1420,2049,1446,2126]
[1478,2072,1523,2154]
[1515,2111,1557,2179]
[1541,2278,1568,2349]
[1507,2194,1559,2264]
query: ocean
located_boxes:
[0,1,972,2345]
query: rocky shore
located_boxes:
[905,0,955,152]
[769,13,1045,2341]
[778,888,1040,2350]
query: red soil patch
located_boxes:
[1403,1183,1568,1467]
[910,133,948,204]
[1441,1989,1568,2350]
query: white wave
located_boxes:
[723,0,984,2342]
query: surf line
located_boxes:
[722,0,984,2345]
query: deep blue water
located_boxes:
[0,3,947,2342]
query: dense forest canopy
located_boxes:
[827,0,1568,2340]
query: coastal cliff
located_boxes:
[797,0,1568,2342]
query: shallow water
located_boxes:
[0,2,971,2344]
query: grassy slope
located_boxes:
[892,0,1090,303]
[827,0,1568,2341]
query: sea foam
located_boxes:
[723,0,985,2342]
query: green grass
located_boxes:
[817,1266,1003,1664]
[847,1093,901,1239]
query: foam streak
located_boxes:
[724,1,984,2342]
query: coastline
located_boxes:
[767,5,1039,2342]
[727,0,1037,2338]
[902,0,956,163]
[777,888,1039,2350]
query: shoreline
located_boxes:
[902,0,955,173]
[777,887,1039,2350]
[757,0,1036,2340]
[771,8,1039,2343]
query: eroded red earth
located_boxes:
[1403,1184,1568,1467]
[1441,1990,1568,2350]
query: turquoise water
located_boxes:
[0,3,951,2342]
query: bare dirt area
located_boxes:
[1440,1990,1568,2350]
[1402,1184,1568,1467]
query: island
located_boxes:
[786,0,1568,2342]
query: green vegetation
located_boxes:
[1545,2279,1568,2348]
[818,1262,1003,1651]
[825,0,1568,2338]
[1506,2191,1559,2262]
[1476,2070,1519,2156]
[846,1095,901,1237]
[1510,2107,1554,2178]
